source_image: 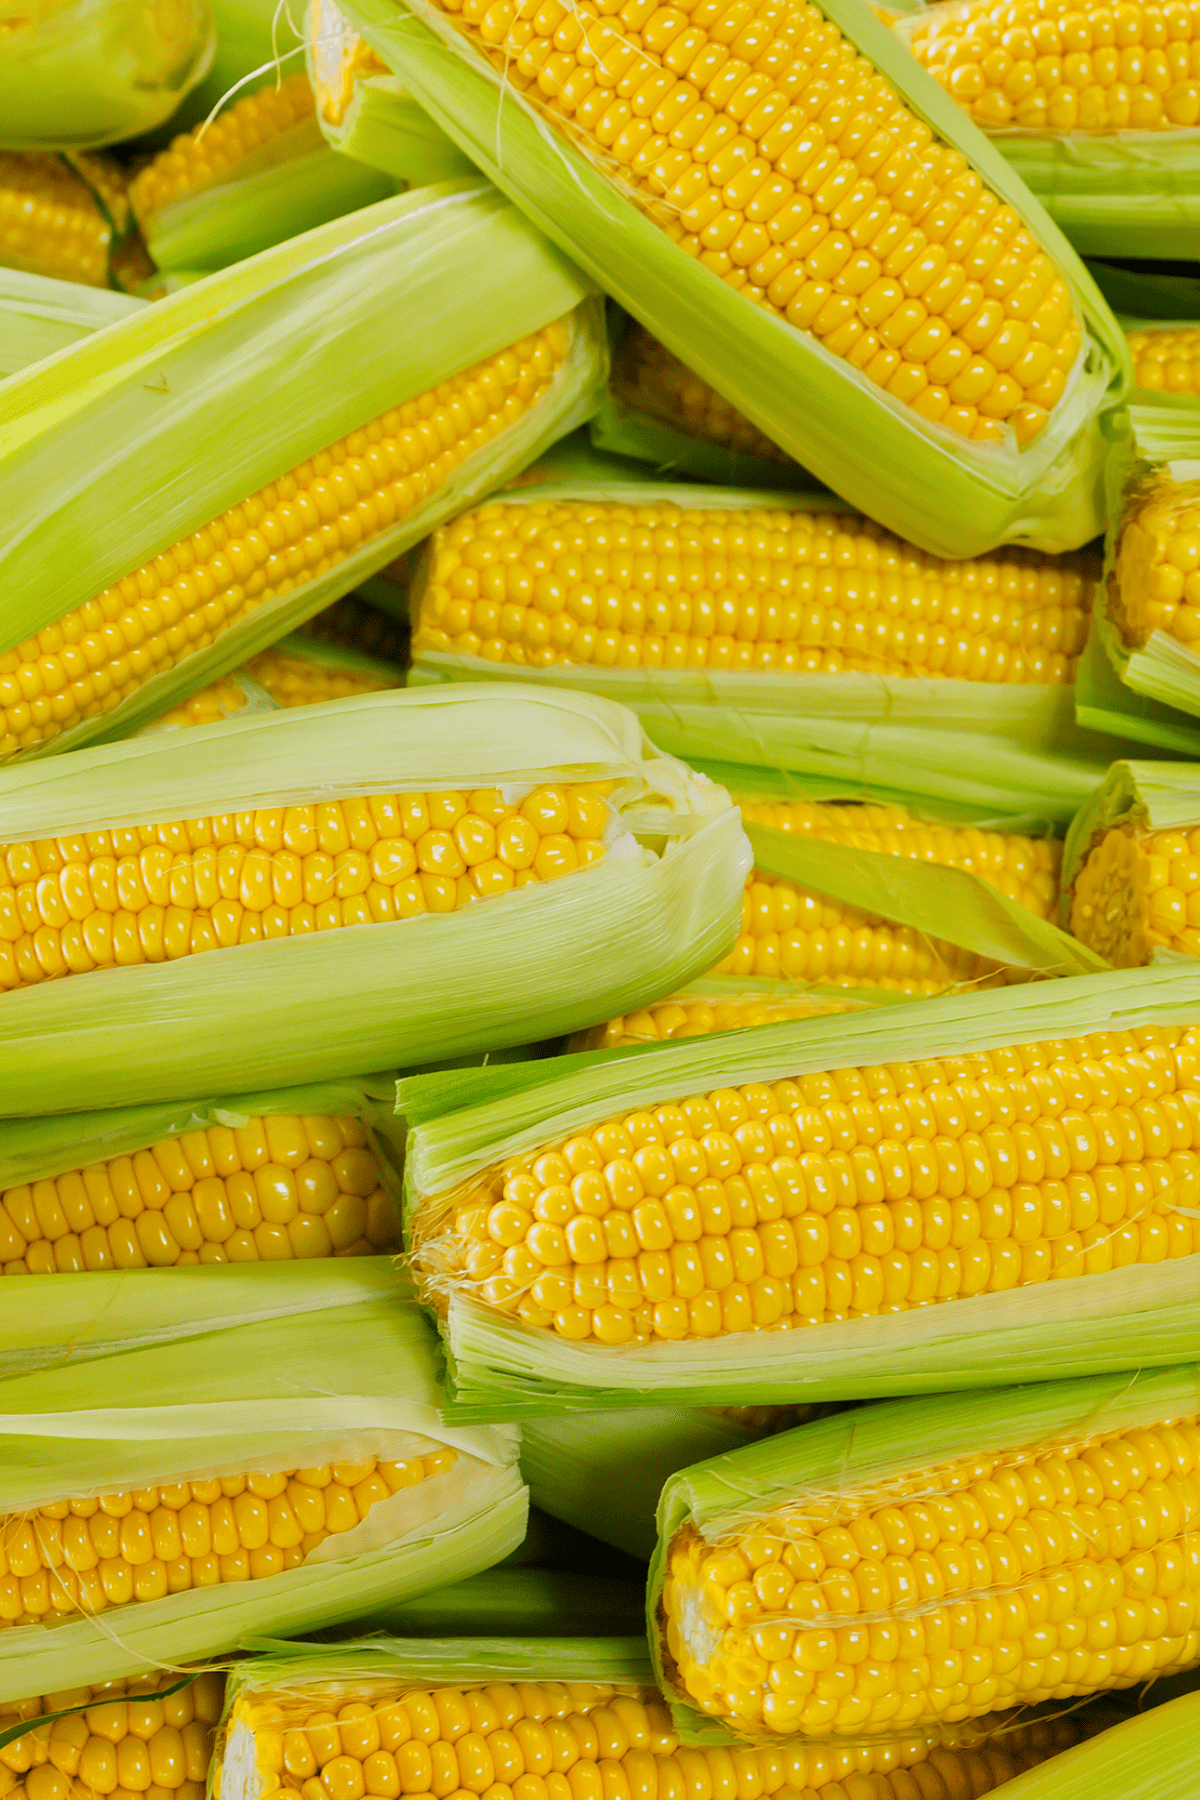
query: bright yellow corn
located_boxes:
[0,153,149,291]
[664,1410,1200,1736]
[310,5,391,125]
[0,1112,398,1274]
[412,1023,1200,1347]
[1068,820,1200,966]
[1128,324,1200,394]
[151,674,252,731]
[1109,466,1200,652]
[432,0,1084,447]
[584,992,857,1048]
[128,75,316,225]
[611,324,792,464]
[220,1674,1091,1800]
[906,0,1200,132]
[717,797,1061,993]
[0,322,569,760]
[0,1671,226,1800]
[411,499,1099,682]
[307,596,409,664]
[0,1452,456,1627]
[246,646,401,707]
[0,780,611,991]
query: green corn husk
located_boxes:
[0,184,604,759]
[138,119,397,273]
[308,0,477,182]
[1059,757,1200,940]
[401,963,1200,1419]
[1088,261,1200,324]
[0,271,144,381]
[337,1565,647,1635]
[0,0,216,151]
[407,480,1146,827]
[335,0,1128,560]
[0,1299,526,1702]
[647,1360,1200,1747]
[0,1072,409,1373]
[0,687,748,1115]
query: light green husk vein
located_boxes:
[401,964,1200,1416]
[337,0,1127,559]
[0,183,604,756]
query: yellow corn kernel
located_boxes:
[149,675,250,732]
[127,75,316,226]
[611,325,792,465]
[245,648,401,709]
[1128,325,1200,395]
[412,1022,1200,1344]
[309,2,391,126]
[427,0,1082,448]
[0,1113,398,1276]
[411,499,1099,683]
[1110,467,1200,651]
[909,0,1200,133]
[664,1408,1200,1737]
[0,322,570,761]
[0,1453,453,1627]
[0,1673,225,1800]
[581,992,859,1048]
[0,778,609,994]
[1069,819,1200,966]
[0,153,149,292]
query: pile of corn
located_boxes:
[2,0,1198,1794]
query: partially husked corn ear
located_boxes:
[1128,324,1200,395]
[0,1453,456,1626]
[219,1673,1088,1800]
[583,991,859,1047]
[311,6,392,125]
[1108,466,1200,653]
[412,1023,1200,1347]
[428,0,1084,448]
[246,646,401,707]
[0,154,149,292]
[0,1670,225,1800]
[308,596,409,664]
[905,0,1200,133]
[1068,820,1200,966]
[411,500,1098,682]
[0,1111,398,1274]
[0,780,610,991]
[0,322,570,760]
[663,1409,1200,1736]
[127,75,317,227]
[611,324,793,465]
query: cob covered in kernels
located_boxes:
[609,324,794,467]
[128,75,317,228]
[246,641,402,708]
[1128,324,1200,395]
[1061,760,1200,970]
[1108,465,1200,655]
[0,1671,225,1800]
[0,154,150,292]
[580,990,863,1048]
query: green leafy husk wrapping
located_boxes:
[0,0,216,150]
[340,1566,647,1635]
[0,272,144,381]
[0,686,749,1115]
[0,182,605,758]
[401,964,1200,1418]
[1059,758,1200,929]
[0,1072,409,1373]
[0,1300,526,1702]
[335,0,1128,559]
[407,480,1142,826]
[647,1360,1200,1746]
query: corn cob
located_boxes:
[411,498,1098,684]
[1108,465,1200,654]
[128,75,317,227]
[905,0,1200,134]
[0,778,611,993]
[247,644,401,707]
[1068,819,1200,966]
[662,1405,1200,1737]
[0,1672,225,1800]
[611,324,793,466]
[1128,324,1200,395]
[0,154,149,292]
[0,1110,398,1274]
[0,1453,456,1627]
[584,991,859,1047]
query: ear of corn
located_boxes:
[245,635,404,707]
[0,0,215,151]
[1127,322,1200,400]
[0,187,605,760]
[128,78,397,273]
[649,1361,1200,1745]
[309,0,479,181]
[0,687,748,1115]
[400,962,1200,1416]
[895,1,1200,261]
[335,0,1129,559]
[406,480,1138,826]
[0,1299,525,1702]
[0,1669,227,1800]
[0,155,151,294]
[0,271,144,382]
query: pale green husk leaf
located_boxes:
[0,1299,525,1702]
[401,964,1200,1415]
[0,183,604,756]
[0,272,144,381]
[0,686,749,1114]
[337,0,1128,558]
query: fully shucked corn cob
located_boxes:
[0,1671,225,1800]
